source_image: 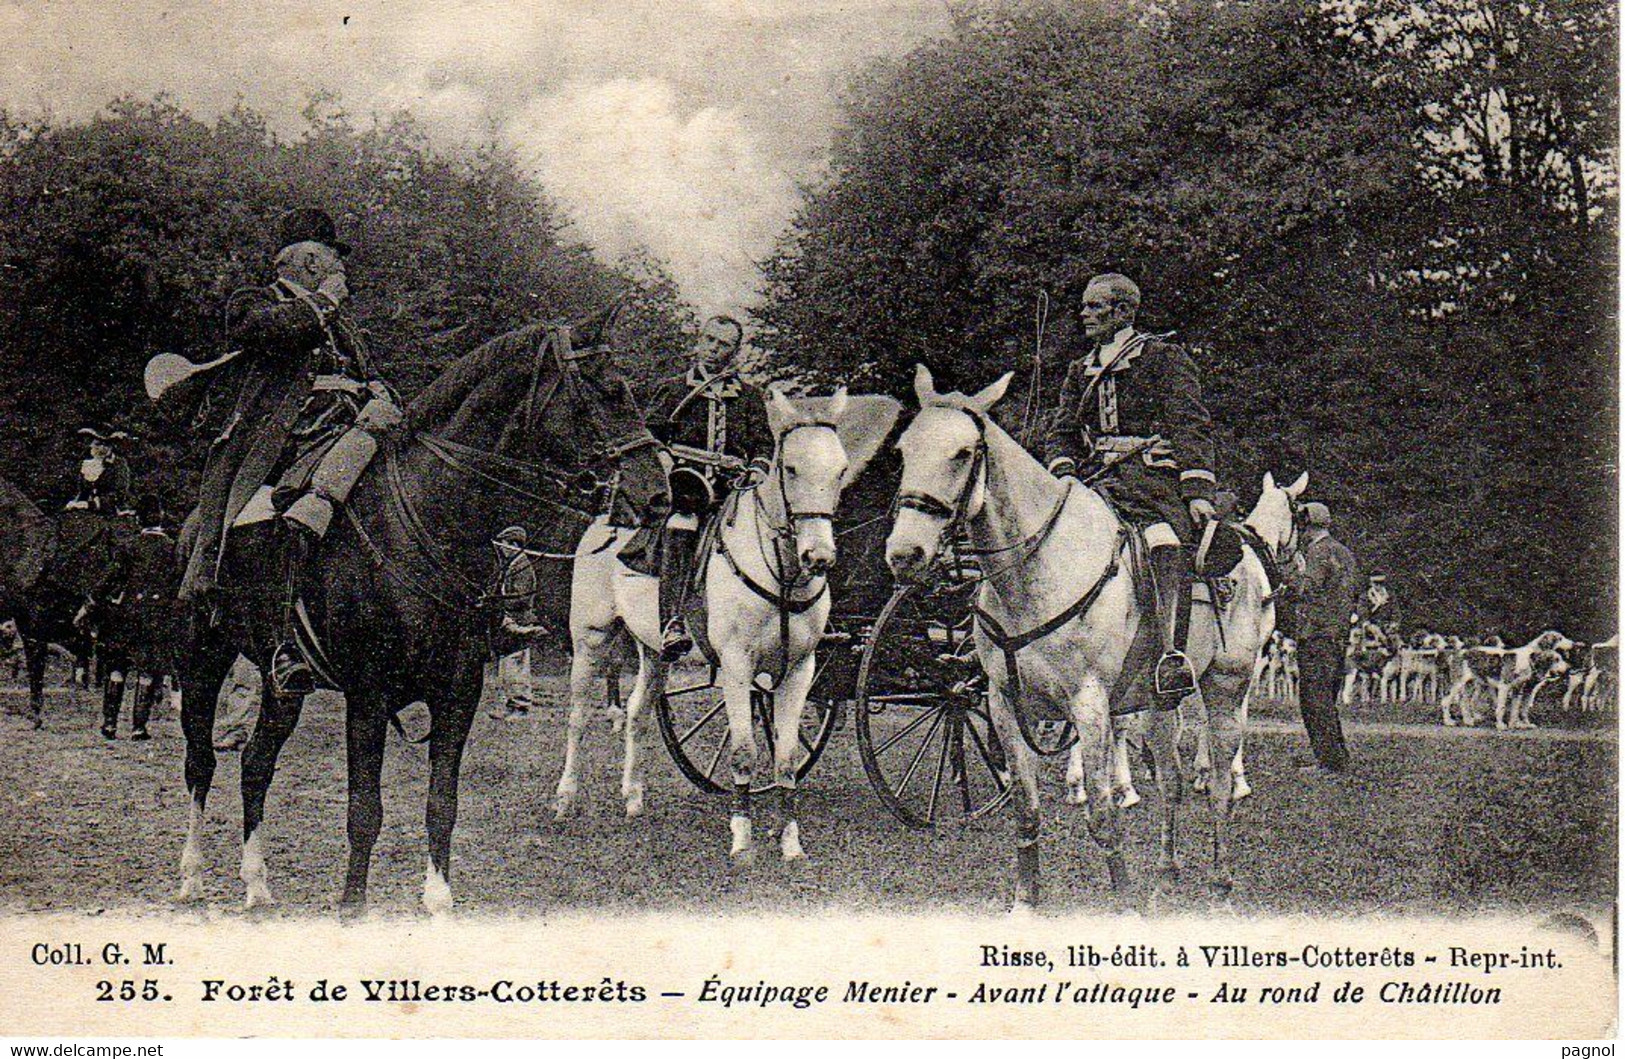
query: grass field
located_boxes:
[0,675,1614,920]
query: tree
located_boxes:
[0,98,693,518]
[755,0,1617,637]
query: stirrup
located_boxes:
[660,620,694,663]
[270,643,315,697]
[1153,649,1196,700]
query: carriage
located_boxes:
[634,442,1073,830]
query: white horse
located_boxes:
[558,387,898,861]
[1089,473,1306,812]
[884,366,1281,906]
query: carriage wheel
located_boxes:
[856,582,1075,829]
[655,663,839,796]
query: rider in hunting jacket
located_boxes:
[1042,273,1218,699]
[639,315,771,661]
[177,207,400,695]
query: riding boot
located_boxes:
[659,525,698,662]
[131,677,154,740]
[100,674,124,739]
[269,530,316,697]
[1151,544,1196,701]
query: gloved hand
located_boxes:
[1189,498,1216,526]
[1047,457,1077,479]
[315,271,349,311]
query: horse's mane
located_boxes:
[407,321,547,433]
[406,303,628,434]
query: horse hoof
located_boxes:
[175,878,205,904]
[422,865,453,917]
[1232,776,1253,802]
[1008,899,1036,920]
[243,888,276,912]
[1065,786,1088,806]
[1117,789,1142,810]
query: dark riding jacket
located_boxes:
[1042,328,1216,542]
[1042,329,1217,503]
[178,282,370,599]
[645,368,772,470]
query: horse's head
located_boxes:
[765,386,900,577]
[1245,470,1308,562]
[886,363,1012,583]
[560,352,669,524]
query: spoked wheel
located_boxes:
[655,662,839,796]
[856,579,1075,829]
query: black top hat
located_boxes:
[276,207,351,256]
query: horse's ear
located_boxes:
[826,385,849,422]
[1262,470,1276,492]
[766,385,801,436]
[912,364,936,405]
[969,371,1014,413]
[1285,471,1309,498]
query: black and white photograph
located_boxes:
[0,0,1614,1041]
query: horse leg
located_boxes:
[1070,677,1125,896]
[987,690,1041,913]
[620,647,663,818]
[556,628,610,820]
[718,654,758,862]
[1197,663,1249,900]
[20,621,46,728]
[1114,727,1142,808]
[771,654,817,861]
[1140,708,1182,883]
[423,657,483,917]
[339,690,390,913]
[1191,721,1213,794]
[1065,743,1087,806]
[177,628,234,903]
[239,684,305,910]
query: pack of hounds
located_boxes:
[1259,627,1618,728]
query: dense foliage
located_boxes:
[0,98,692,520]
[756,0,1618,638]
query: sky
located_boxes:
[0,0,950,315]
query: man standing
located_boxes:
[1043,273,1218,700]
[98,493,175,740]
[486,525,544,721]
[175,207,400,695]
[1291,501,1359,772]
[639,315,771,661]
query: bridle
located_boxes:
[894,406,990,561]
[350,324,662,612]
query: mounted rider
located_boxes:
[1042,273,1218,700]
[175,207,403,694]
[66,426,136,517]
[635,315,772,661]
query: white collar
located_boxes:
[1085,326,1144,374]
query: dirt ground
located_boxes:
[0,673,1613,920]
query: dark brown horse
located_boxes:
[175,316,669,914]
[0,480,125,727]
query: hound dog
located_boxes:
[1441,631,1574,730]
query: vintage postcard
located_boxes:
[0,0,1614,1042]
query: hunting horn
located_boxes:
[144,349,241,401]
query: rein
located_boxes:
[349,326,656,612]
[710,420,837,687]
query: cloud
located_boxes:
[506,77,798,314]
[0,0,948,314]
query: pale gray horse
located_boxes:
[885,367,1274,907]
[559,388,898,861]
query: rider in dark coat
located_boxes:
[177,207,395,694]
[66,428,136,517]
[636,315,771,660]
[1042,273,1218,699]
